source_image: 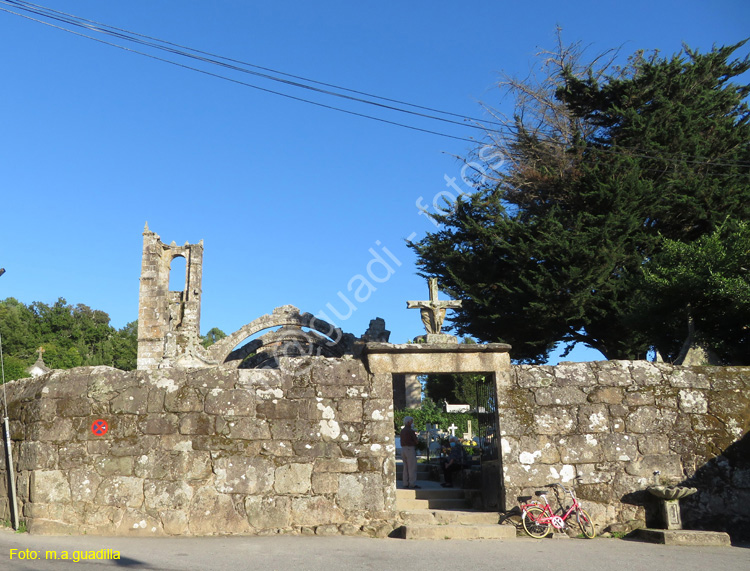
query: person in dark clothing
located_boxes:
[399,416,420,489]
[441,436,465,488]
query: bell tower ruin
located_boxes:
[136,223,214,369]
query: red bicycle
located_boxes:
[521,483,596,539]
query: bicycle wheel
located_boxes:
[522,506,551,538]
[575,508,596,538]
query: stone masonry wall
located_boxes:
[502,361,750,540]
[0,358,397,536]
[2,357,748,540]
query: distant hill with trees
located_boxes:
[0,297,230,383]
[0,297,138,382]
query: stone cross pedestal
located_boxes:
[407,277,462,343]
[463,420,473,441]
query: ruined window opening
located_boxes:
[230,325,345,369]
[169,255,187,292]
[230,326,339,352]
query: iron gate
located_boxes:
[475,375,499,461]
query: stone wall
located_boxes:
[501,361,750,540]
[0,358,396,536]
[2,356,748,540]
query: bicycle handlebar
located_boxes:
[546,482,576,497]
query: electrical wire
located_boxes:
[1,0,749,171]
[3,0,509,129]
[0,0,496,139]
[0,4,484,143]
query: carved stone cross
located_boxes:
[407,277,462,335]
[447,423,458,437]
[37,346,45,359]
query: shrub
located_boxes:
[394,398,478,438]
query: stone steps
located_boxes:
[395,464,433,479]
[395,483,515,541]
[400,523,516,540]
[400,509,500,526]
[396,486,475,510]
[394,458,513,540]
[397,497,471,510]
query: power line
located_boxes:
[0,4,485,143]
[1,0,749,172]
[5,0,508,129]
[10,10,488,144]
[0,0,497,140]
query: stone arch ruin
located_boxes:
[135,225,386,371]
[206,305,354,369]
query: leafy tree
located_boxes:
[1,355,30,382]
[422,373,455,403]
[111,320,138,371]
[42,343,84,369]
[423,339,485,406]
[394,398,477,438]
[410,39,750,363]
[0,297,139,381]
[642,221,750,363]
[423,372,484,408]
[201,327,227,348]
[0,297,40,361]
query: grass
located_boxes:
[0,519,27,533]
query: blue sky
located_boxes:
[1,1,747,363]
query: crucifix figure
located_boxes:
[407,277,462,335]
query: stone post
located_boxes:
[404,374,421,408]
[661,499,683,530]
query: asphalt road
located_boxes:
[0,528,747,571]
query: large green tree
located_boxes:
[642,221,750,364]
[410,40,750,363]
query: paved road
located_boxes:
[0,528,746,571]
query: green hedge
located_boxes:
[394,402,478,440]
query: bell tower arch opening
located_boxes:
[168,254,187,293]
